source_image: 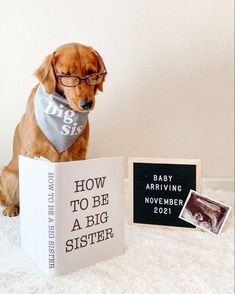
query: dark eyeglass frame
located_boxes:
[52,51,107,88]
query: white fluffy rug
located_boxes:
[0,189,234,294]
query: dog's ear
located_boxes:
[94,51,106,92]
[35,54,56,94]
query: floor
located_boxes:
[0,188,234,294]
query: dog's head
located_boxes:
[35,43,106,112]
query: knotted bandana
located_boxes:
[34,84,88,153]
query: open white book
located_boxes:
[19,156,124,276]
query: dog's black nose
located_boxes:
[80,99,93,110]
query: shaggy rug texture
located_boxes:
[0,188,234,294]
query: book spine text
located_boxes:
[47,170,56,272]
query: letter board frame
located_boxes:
[128,158,202,229]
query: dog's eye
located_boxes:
[62,71,71,76]
[87,70,95,75]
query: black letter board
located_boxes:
[128,158,201,228]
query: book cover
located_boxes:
[19,156,124,276]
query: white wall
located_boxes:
[0,0,233,178]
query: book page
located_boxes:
[54,157,124,275]
[19,155,53,275]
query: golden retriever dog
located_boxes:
[0,42,106,217]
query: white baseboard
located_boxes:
[125,178,234,192]
[202,178,234,192]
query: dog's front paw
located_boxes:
[3,205,19,217]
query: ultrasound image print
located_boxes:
[179,190,231,235]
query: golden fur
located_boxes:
[0,43,105,216]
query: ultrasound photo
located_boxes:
[179,190,231,235]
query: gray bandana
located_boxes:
[34,84,88,153]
